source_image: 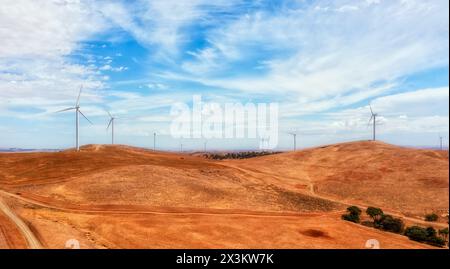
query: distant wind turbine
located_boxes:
[106,110,116,145]
[288,132,298,151]
[56,85,92,151]
[368,104,378,141]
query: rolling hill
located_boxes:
[0,141,447,249]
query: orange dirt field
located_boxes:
[0,141,448,249]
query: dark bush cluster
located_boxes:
[342,205,448,247]
[376,214,405,233]
[425,213,439,222]
[205,151,279,160]
[404,226,446,247]
[341,206,362,223]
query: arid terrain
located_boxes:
[0,141,448,249]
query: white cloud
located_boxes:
[99,65,128,72]
[0,0,110,117]
[0,0,448,148]
[371,87,449,117]
[316,87,449,135]
[0,0,106,59]
[177,0,448,111]
[96,0,242,57]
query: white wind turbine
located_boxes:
[56,86,92,151]
[288,132,298,151]
[368,104,378,141]
[106,110,116,145]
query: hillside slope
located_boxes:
[227,141,449,218]
[0,141,447,249]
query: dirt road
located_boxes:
[0,197,42,249]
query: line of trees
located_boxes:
[205,151,279,160]
[341,206,448,247]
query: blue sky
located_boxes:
[0,0,448,150]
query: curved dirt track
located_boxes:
[0,189,319,218]
[0,198,42,249]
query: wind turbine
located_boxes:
[106,111,116,145]
[288,132,298,151]
[56,86,92,151]
[368,104,378,141]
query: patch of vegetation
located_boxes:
[342,205,448,247]
[377,214,404,234]
[366,207,384,223]
[438,228,448,245]
[425,213,439,222]
[341,206,362,223]
[205,151,280,160]
[404,226,446,247]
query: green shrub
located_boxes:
[405,226,428,242]
[341,206,362,223]
[404,226,446,247]
[347,206,362,216]
[366,207,384,222]
[425,213,438,222]
[426,227,437,237]
[342,214,360,223]
[378,214,404,234]
[438,227,448,242]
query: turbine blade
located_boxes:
[76,85,83,106]
[78,110,93,124]
[369,104,374,115]
[55,107,76,113]
[367,115,373,127]
[107,118,113,130]
[106,110,113,118]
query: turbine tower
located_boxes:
[56,86,92,151]
[368,104,378,141]
[106,111,115,145]
[288,132,297,151]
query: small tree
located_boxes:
[404,226,446,247]
[378,214,404,234]
[347,206,362,215]
[438,228,449,243]
[425,213,438,222]
[405,226,428,242]
[426,227,437,237]
[366,207,384,223]
[342,206,362,223]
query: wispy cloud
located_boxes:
[176,0,448,106]
[0,0,448,148]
